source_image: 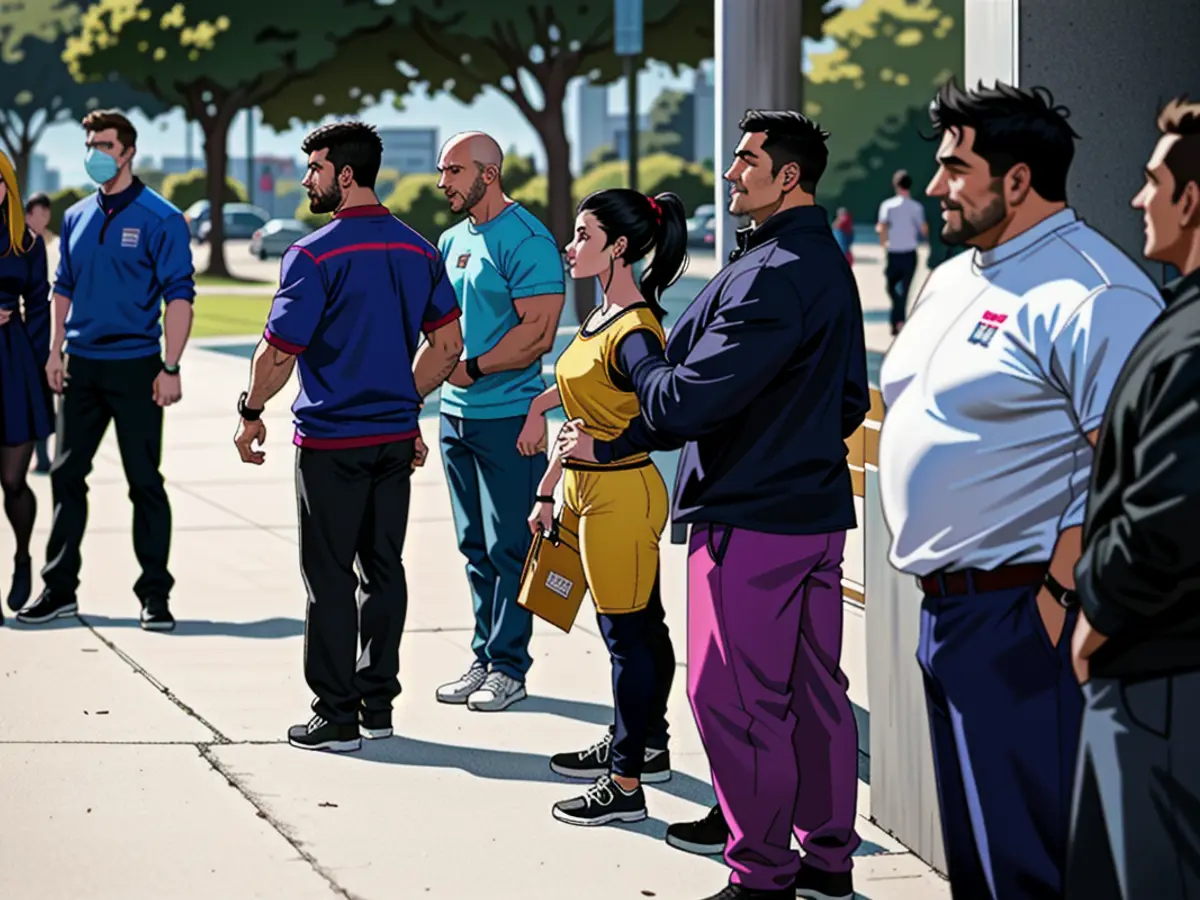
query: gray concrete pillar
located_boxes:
[713,0,803,263]
[865,0,1200,875]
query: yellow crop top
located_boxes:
[554,303,666,453]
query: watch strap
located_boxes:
[1043,570,1078,608]
[465,356,484,381]
[162,362,180,375]
[238,391,263,422]
[535,494,555,504]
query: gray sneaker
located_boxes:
[435,662,488,704]
[466,670,527,712]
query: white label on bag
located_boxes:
[545,571,573,599]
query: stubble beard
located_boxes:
[309,182,342,215]
[942,187,1007,246]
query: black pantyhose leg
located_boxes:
[1,442,36,611]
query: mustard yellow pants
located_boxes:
[561,460,669,614]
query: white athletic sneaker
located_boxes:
[466,670,527,712]
[435,662,488,704]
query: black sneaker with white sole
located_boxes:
[287,715,361,752]
[15,590,77,625]
[666,803,728,855]
[139,598,175,632]
[793,866,853,900]
[360,708,393,739]
[549,727,672,784]
[552,774,647,826]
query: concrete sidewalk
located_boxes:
[0,348,948,899]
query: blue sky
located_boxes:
[38,1,858,188]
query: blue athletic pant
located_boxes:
[440,413,544,681]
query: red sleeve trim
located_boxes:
[263,328,306,355]
[423,307,462,333]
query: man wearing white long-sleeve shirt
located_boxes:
[878,80,1164,900]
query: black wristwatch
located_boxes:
[1043,571,1078,609]
[535,494,555,504]
[162,361,181,375]
[464,357,484,382]
[237,391,263,422]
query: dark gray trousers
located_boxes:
[1065,670,1200,900]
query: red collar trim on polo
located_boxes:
[334,204,390,219]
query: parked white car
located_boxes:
[249,218,314,260]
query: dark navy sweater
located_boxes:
[55,178,195,359]
[595,205,870,535]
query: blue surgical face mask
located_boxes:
[85,147,120,185]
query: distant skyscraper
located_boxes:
[572,79,610,173]
[376,127,439,175]
[693,61,715,165]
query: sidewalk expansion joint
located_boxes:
[197,744,365,900]
[80,616,233,745]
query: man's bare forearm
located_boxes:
[246,340,298,408]
[163,299,194,366]
[1049,526,1083,588]
[478,321,555,374]
[413,343,459,396]
[50,292,70,355]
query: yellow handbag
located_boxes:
[517,515,588,633]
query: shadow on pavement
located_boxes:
[515,694,614,727]
[76,614,304,638]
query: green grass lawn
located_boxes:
[194,274,272,289]
[192,294,273,338]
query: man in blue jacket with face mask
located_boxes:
[17,109,195,632]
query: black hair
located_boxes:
[577,188,688,322]
[738,110,830,194]
[24,192,51,213]
[927,79,1079,203]
[300,121,383,189]
[893,169,912,191]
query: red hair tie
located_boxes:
[646,195,662,223]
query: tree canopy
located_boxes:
[63,0,404,276]
[0,1,163,194]
[807,0,961,206]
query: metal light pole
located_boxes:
[614,0,642,192]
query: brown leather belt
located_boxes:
[918,562,1048,597]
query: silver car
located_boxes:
[249,218,314,260]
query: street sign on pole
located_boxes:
[613,0,643,56]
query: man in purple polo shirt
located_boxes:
[232,122,463,752]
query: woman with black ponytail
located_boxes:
[516,188,687,827]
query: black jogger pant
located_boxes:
[42,353,173,602]
[297,438,415,725]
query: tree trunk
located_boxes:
[200,105,239,280]
[536,93,594,324]
[13,139,34,200]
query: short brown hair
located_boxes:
[81,109,137,150]
[1157,96,1200,202]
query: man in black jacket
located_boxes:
[1067,96,1200,899]
[558,110,870,900]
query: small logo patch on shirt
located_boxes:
[456,252,471,268]
[968,310,1007,348]
[120,227,140,248]
[544,571,573,599]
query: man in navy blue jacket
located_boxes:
[19,110,195,632]
[232,122,463,752]
[559,111,870,900]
